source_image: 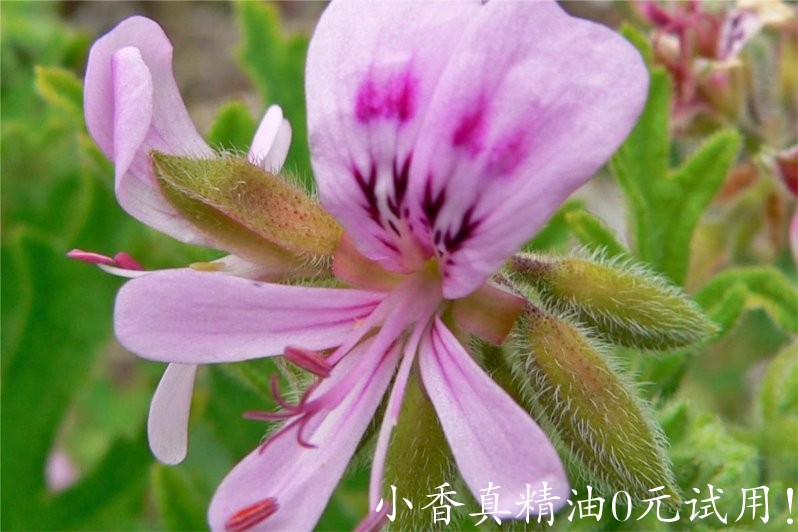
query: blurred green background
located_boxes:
[1,1,796,530]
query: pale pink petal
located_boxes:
[419,318,569,511]
[85,16,213,244]
[407,1,648,297]
[208,341,400,531]
[248,105,292,173]
[46,449,78,493]
[307,1,646,296]
[148,363,197,465]
[265,119,292,172]
[114,269,384,363]
[307,1,483,272]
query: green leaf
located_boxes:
[620,23,653,66]
[610,64,742,283]
[208,101,257,153]
[524,199,584,251]
[34,65,84,123]
[40,434,152,530]
[563,208,628,258]
[236,1,312,188]
[206,366,273,459]
[0,230,121,529]
[660,402,760,522]
[152,464,209,531]
[760,342,798,421]
[695,267,798,335]
[758,342,798,485]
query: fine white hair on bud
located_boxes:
[507,248,718,351]
[505,306,680,504]
[152,152,343,268]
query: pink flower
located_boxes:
[78,16,296,465]
[86,2,646,530]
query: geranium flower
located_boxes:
[75,16,300,465]
[86,2,647,530]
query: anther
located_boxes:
[284,346,332,378]
[225,497,279,532]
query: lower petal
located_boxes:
[115,269,384,363]
[147,363,197,465]
[419,318,569,512]
[208,341,400,531]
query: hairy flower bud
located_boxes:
[382,370,456,528]
[509,252,717,350]
[508,307,679,504]
[153,152,342,267]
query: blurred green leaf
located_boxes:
[0,231,123,529]
[34,65,84,123]
[695,267,798,335]
[620,23,654,66]
[660,402,760,524]
[206,365,272,459]
[760,342,798,421]
[152,464,209,531]
[40,433,152,530]
[563,208,628,258]
[208,101,257,153]
[610,65,741,284]
[524,199,583,251]
[758,342,798,485]
[236,1,312,189]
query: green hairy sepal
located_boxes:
[507,309,679,504]
[509,251,718,351]
[383,369,457,530]
[153,152,342,267]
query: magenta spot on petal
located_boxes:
[356,80,381,123]
[452,108,485,155]
[486,129,529,177]
[355,68,417,124]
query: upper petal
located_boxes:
[249,105,293,173]
[419,318,569,510]
[85,16,213,243]
[208,341,400,531]
[114,268,384,363]
[307,1,647,296]
[307,1,484,272]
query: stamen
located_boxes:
[225,497,279,532]
[295,418,318,449]
[112,252,143,270]
[67,249,116,266]
[243,410,295,421]
[284,346,332,378]
[269,373,299,412]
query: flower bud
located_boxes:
[509,253,718,350]
[382,370,457,528]
[509,308,679,504]
[152,152,342,267]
